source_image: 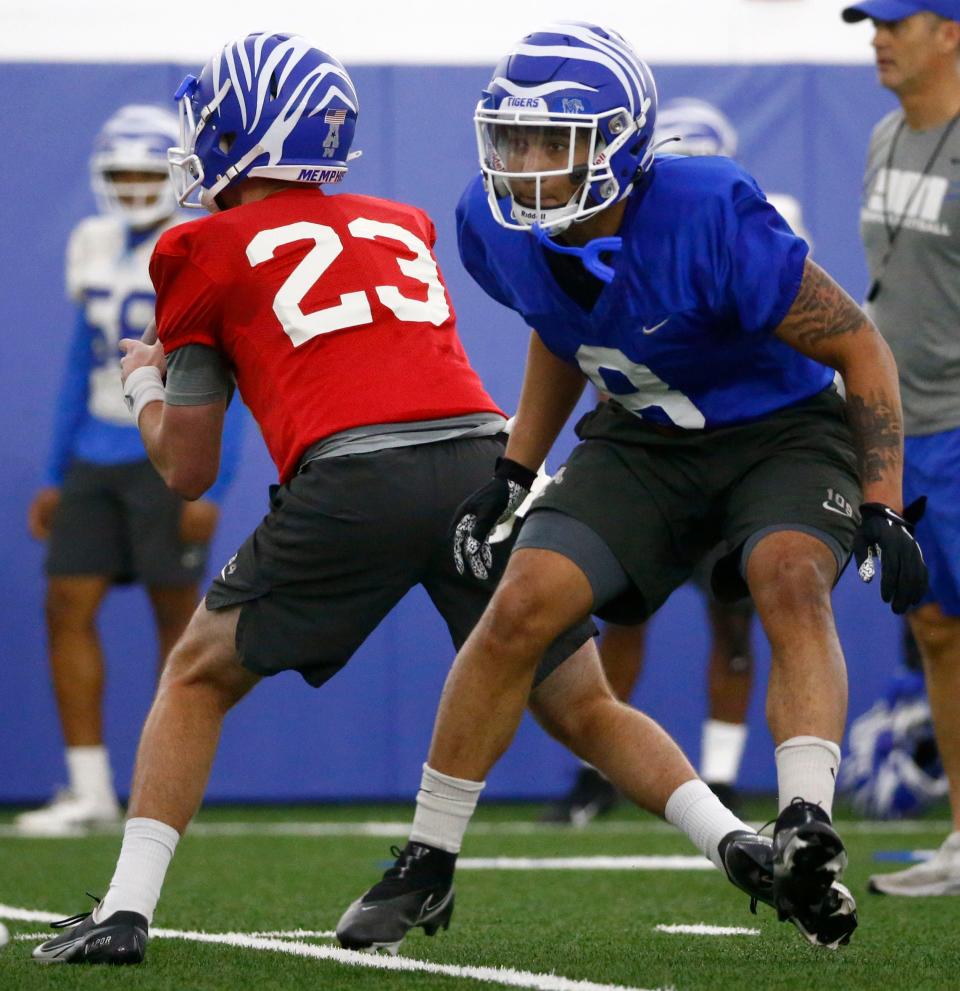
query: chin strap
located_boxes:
[531,222,622,284]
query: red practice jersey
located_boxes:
[151,188,502,482]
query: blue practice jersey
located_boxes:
[45,214,243,503]
[457,155,833,429]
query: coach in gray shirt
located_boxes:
[845,0,960,896]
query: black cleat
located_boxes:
[337,842,456,954]
[539,768,620,826]
[721,826,857,949]
[771,800,857,948]
[32,897,147,964]
[721,829,775,911]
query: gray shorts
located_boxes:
[206,437,595,688]
[522,389,860,625]
[46,460,208,586]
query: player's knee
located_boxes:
[750,552,832,623]
[478,573,571,653]
[910,608,960,662]
[160,631,248,711]
[549,695,615,754]
[531,677,617,754]
[44,582,99,631]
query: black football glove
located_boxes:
[853,497,928,615]
[451,456,538,582]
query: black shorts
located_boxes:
[527,388,861,625]
[46,460,208,586]
[206,437,595,688]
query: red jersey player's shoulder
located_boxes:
[329,192,439,245]
[151,212,241,353]
[152,210,251,286]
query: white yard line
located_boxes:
[1,817,950,840]
[655,924,759,936]
[458,856,712,871]
[0,903,665,991]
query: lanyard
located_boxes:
[866,110,960,302]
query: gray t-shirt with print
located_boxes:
[860,108,960,436]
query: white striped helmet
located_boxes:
[655,98,739,159]
[476,22,657,234]
[169,32,360,212]
[90,104,179,228]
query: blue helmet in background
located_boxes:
[654,97,739,159]
[169,32,360,212]
[476,22,657,234]
[90,104,179,228]
[840,673,947,819]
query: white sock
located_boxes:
[664,778,752,871]
[409,764,485,854]
[700,720,748,785]
[775,736,841,817]
[96,818,180,925]
[66,746,116,804]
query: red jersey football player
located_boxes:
[33,34,779,965]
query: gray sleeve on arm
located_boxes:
[165,344,232,406]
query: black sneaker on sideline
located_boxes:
[721,827,857,949]
[772,799,857,948]
[336,842,456,954]
[32,898,148,964]
[539,767,620,826]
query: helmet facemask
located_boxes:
[168,74,236,212]
[91,168,176,229]
[476,104,649,236]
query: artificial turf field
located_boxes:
[1,800,958,991]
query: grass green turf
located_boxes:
[1,800,958,990]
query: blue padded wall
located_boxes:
[0,63,902,802]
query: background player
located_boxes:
[843,0,960,896]
[17,105,242,836]
[32,34,770,964]
[338,21,916,953]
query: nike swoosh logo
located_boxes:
[822,501,852,517]
[642,318,670,335]
[420,891,450,915]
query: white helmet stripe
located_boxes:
[249,36,312,133]
[491,77,598,99]
[236,38,253,90]
[223,47,249,129]
[541,22,646,100]
[276,38,313,94]
[309,82,359,116]
[253,32,269,72]
[513,43,637,116]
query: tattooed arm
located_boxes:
[774,258,904,511]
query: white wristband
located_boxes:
[123,365,165,425]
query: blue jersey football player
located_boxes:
[339,21,924,952]
[17,105,243,838]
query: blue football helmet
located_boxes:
[654,97,739,159]
[475,21,657,234]
[169,32,360,212]
[90,104,179,229]
[840,673,947,819]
